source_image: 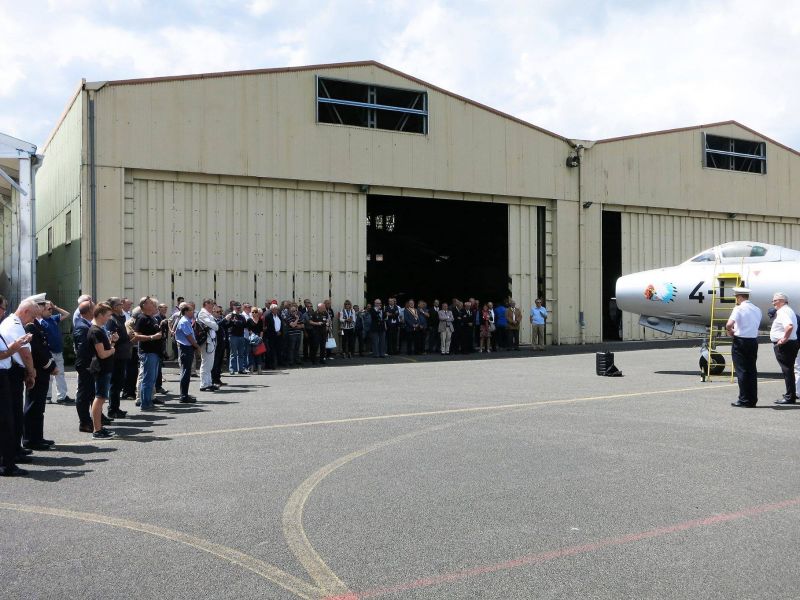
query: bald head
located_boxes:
[16,300,40,324]
[79,300,94,317]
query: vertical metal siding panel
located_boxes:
[314,189,324,278]
[147,180,159,283]
[512,204,521,312]
[529,207,539,342]
[620,212,632,339]
[171,182,186,296]
[322,191,332,284]
[294,190,307,300]
[190,183,202,300]
[508,205,521,281]
[529,205,538,300]
[344,194,355,274]
[328,192,340,302]
[545,206,554,311]
[284,188,296,279]
[358,192,368,304]
[272,186,284,299]
[309,190,320,273]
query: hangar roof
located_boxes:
[0,131,37,197]
[87,60,572,146]
[596,120,799,157]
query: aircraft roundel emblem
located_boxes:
[644,283,677,303]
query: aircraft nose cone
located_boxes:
[615,273,641,313]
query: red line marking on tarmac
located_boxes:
[325,496,800,599]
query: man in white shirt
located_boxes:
[725,287,763,407]
[0,295,34,476]
[0,299,39,459]
[769,292,799,404]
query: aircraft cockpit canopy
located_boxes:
[685,242,800,264]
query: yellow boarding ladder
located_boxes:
[706,271,743,382]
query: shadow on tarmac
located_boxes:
[198,400,239,405]
[24,469,95,482]
[57,445,118,455]
[23,454,107,482]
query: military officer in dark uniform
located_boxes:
[726,287,763,407]
[23,295,58,449]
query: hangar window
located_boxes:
[316,77,428,134]
[704,133,766,174]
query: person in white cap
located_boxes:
[769,292,798,404]
[725,286,762,407]
[0,299,39,461]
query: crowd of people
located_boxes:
[211,295,548,366]
[0,291,549,477]
[3,282,798,478]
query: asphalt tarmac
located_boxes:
[1,342,798,599]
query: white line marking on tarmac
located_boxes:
[0,503,324,600]
[59,380,753,446]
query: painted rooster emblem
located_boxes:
[644,283,677,303]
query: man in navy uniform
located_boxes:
[726,287,763,407]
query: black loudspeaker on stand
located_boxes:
[596,352,623,377]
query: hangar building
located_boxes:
[33,61,800,343]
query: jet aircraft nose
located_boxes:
[615,268,677,315]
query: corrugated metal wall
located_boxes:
[35,93,84,310]
[620,209,800,340]
[128,175,366,307]
[0,194,12,302]
[509,202,554,343]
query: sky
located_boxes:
[1,0,799,150]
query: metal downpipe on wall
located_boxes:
[88,93,97,300]
[576,144,586,345]
[30,155,43,296]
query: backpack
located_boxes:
[192,320,208,346]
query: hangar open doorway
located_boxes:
[602,210,623,340]
[366,195,509,305]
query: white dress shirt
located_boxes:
[770,305,798,342]
[0,315,30,367]
[728,301,762,338]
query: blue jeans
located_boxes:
[139,352,160,408]
[229,336,248,373]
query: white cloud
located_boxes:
[246,0,276,17]
[0,0,798,150]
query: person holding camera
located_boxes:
[0,295,34,476]
[86,303,117,438]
